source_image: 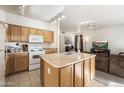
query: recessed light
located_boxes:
[61,15,66,19]
[58,18,62,21]
[54,20,57,23]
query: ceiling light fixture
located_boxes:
[61,15,66,19]
[50,14,66,25]
[58,18,62,21]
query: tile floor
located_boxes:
[5,69,124,87]
[6,69,41,87]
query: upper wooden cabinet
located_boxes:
[20,27,29,42]
[7,25,21,42]
[44,31,54,43]
[6,24,54,43]
[29,28,37,35]
[37,29,44,36]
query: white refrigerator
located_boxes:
[0,22,6,87]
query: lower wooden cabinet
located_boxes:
[6,54,15,75]
[60,65,74,87]
[5,52,29,76]
[75,62,83,87]
[15,52,29,72]
[40,57,95,87]
[43,61,59,87]
[44,48,58,54]
[75,58,95,87]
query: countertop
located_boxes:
[40,53,96,68]
[6,51,28,55]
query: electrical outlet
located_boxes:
[48,68,50,75]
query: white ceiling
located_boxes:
[61,5,124,31]
[1,5,124,32]
[0,5,64,21]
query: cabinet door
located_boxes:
[10,25,20,42]
[44,62,59,87]
[15,52,29,72]
[60,65,74,87]
[20,27,29,42]
[44,31,54,43]
[91,57,95,80]
[6,25,11,42]
[84,59,91,86]
[30,28,37,35]
[5,54,15,76]
[37,29,44,36]
[75,62,83,87]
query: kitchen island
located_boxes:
[40,53,96,87]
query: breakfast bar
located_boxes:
[40,53,96,87]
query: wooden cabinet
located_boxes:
[45,48,58,54]
[30,28,37,35]
[20,27,29,42]
[75,58,95,87]
[44,31,54,43]
[41,57,95,87]
[37,29,44,36]
[84,59,91,86]
[15,52,29,72]
[6,24,54,43]
[5,52,29,76]
[43,61,59,87]
[60,65,74,87]
[75,62,83,87]
[5,54,15,76]
[6,25,21,42]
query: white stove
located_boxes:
[29,44,45,71]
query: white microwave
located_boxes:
[29,35,44,43]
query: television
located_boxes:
[92,41,108,50]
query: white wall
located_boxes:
[82,25,124,54]
[0,10,58,48]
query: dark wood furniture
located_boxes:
[109,54,124,78]
[91,48,110,72]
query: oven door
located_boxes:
[29,52,41,65]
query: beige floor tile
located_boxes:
[19,71,29,79]
[6,69,124,87]
[7,74,19,82]
[86,80,107,87]
[6,79,19,87]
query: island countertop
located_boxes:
[40,53,96,68]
